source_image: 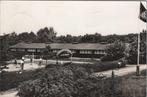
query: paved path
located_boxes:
[95,64,147,77]
[0,90,18,97]
[4,59,92,72]
[4,63,45,72]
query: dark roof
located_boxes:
[49,43,108,50]
[10,42,46,49]
[10,42,109,50]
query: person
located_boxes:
[39,58,42,66]
[22,60,24,70]
[14,59,17,66]
[30,58,33,65]
[19,59,24,73]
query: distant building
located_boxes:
[9,42,110,58]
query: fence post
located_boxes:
[111,70,115,97]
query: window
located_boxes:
[53,49,59,53]
[94,50,106,54]
[18,49,25,52]
[27,49,36,52]
[80,50,92,54]
[87,50,92,54]
[80,50,84,54]
[94,51,99,54]
[37,49,43,52]
[10,49,16,51]
[71,50,76,53]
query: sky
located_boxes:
[0,1,146,36]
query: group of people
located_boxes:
[14,57,25,73]
[14,57,43,73]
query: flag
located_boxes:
[139,2,147,22]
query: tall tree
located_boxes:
[127,31,146,64]
[101,41,126,61]
[37,27,57,43]
[7,32,18,45]
[17,32,30,42]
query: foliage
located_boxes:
[0,69,42,91]
[127,32,146,64]
[127,41,146,64]
[72,61,126,73]
[101,41,126,61]
[42,45,55,60]
[0,35,10,66]
[1,64,145,97]
[2,27,146,63]
[80,33,102,43]
[37,27,57,43]
[3,27,146,46]
[17,65,146,97]
[17,65,124,97]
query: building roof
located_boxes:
[10,42,46,49]
[10,42,109,50]
[49,43,108,50]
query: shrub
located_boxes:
[17,65,123,97]
[0,69,42,91]
[127,41,146,64]
[17,65,146,97]
[72,61,126,72]
[101,41,126,61]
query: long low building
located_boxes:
[9,42,109,58]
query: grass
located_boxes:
[116,69,146,97]
[117,69,146,97]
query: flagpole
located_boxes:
[136,30,140,76]
[136,2,141,76]
[145,0,147,95]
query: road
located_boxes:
[0,64,146,97]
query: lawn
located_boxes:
[117,70,146,97]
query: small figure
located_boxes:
[30,58,33,65]
[14,59,17,66]
[39,58,42,66]
[19,60,24,72]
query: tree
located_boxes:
[0,35,9,91]
[127,41,146,64]
[29,31,37,42]
[101,41,126,61]
[17,32,30,42]
[37,27,57,43]
[7,32,18,45]
[42,45,55,65]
